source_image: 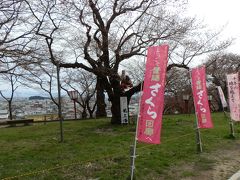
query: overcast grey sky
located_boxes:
[188,0,240,53]
[2,1,240,98]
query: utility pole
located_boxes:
[56,62,63,142]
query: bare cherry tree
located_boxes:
[205,52,240,111]
[21,61,59,110]
[62,69,97,119]
[24,0,231,124]
[0,67,21,120]
[0,0,37,73]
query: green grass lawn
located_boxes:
[0,113,239,180]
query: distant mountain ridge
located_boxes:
[28,96,50,100]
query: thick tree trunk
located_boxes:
[110,94,121,124]
[109,82,142,124]
[110,83,122,124]
[96,77,107,117]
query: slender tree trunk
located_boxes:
[86,98,97,119]
[82,107,87,119]
[89,112,93,118]
[87,103,94,119]
[8,101,13,120]
[96,76,106,117]
[87,106,94,118]
[57,63,63,120]
[57,63,64,142]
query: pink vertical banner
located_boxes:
[137,45,169,144]
[191,66,213,128]
[226,73,240,121]
[216,86,228,108]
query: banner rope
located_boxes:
[0,129,217,180]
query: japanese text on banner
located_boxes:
[226,73,240,121]
[137,45,169,144]
[191,66,213,128]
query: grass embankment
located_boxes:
[0,113,239,180]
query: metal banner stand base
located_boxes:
[229,120,235,138]
[130,145,136,180]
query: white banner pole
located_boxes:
[190,70,203,153]
[130,85,144,180]
[130,52,147,180]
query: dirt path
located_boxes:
[210,145,240,180]
[163,141,240,180]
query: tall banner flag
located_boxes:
[216,86,228,108]
[226,73,240,121]
[137,45,169,144]
[191,66,213,128]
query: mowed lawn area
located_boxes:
[0,113,239,180]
